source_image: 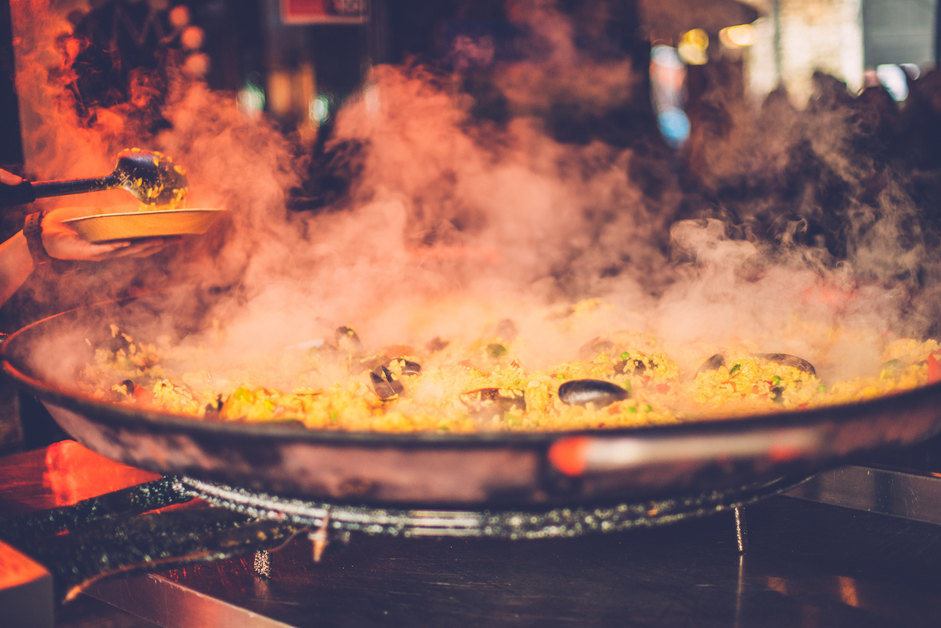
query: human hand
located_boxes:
[0,168,23,185]
[40,207,179,261]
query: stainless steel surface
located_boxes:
[785,464,941,525]
[87,574,293,628]
[0,539,54,628]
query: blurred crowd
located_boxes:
[677,63,941,276]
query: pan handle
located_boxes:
[1,176,116,208]
[0,180,36,207]
[548,427,826,476]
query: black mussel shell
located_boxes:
[204,394,224,416]
[616,356,659,375]
[494,318,518,341]
[426,337,450,353]
[755,353,816,375]
[696,353,816,376]
[389,357,422,376]
[370,366,404,401]
[335,326,364,352]
[460,387,526,417]
[697,353,726,374]
[109,328,133,353]
[578,337,616,360]
[558,379,629,407]
[111,379,136,402]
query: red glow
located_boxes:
[767,444,800,462]
[927,352,941,384]
[42,440,159,506]
[801,282,857,310]
[548,436,589,476]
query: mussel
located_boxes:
[368,357,422,401]
[358,347,421,374]
[387,357,422,376]
[696,353,816,376]
[425,336,450,353]
[334,326,364,353]
[110,378,137,401]
[494,318,518,342]
[697,353,726,374]
[108,328,133,353]
[318,326,366,371]
[460,387,526,418]
[558,379,629,407]
[204,394,224,417]
[755,353,816,376]
[370,365,405,401]
[578,337,617,360]
[614,353,661,376]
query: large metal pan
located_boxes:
[4,297,941,507]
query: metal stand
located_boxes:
[733,506,749,554]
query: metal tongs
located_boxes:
[0,148,188,208]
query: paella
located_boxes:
[75,303,941,434]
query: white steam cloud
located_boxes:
[11,0,939,387]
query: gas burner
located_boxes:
[174,474,803,540]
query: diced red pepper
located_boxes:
[133,387,153,404]
[928,352,941,384]
[657,383,670,394]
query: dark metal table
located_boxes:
[1,441,940,627]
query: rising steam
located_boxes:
[11,0,941,385]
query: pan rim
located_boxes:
[4,299,941,447]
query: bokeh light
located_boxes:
[719,24,755,49]
[678,29,708,65]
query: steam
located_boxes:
[11,0,940,387]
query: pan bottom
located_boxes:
[175,474,810,540]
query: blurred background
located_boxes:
[2,0,938,173]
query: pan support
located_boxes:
[0,471,803,602]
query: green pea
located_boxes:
[487,343,508,358]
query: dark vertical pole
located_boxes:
[0,0,24,172]
[935,0,940,65]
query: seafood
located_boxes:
[460,387,526,418]
[370,366,405,401]
[77,317,941,434]
[368,358,422,401]
[558,379,629,407]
